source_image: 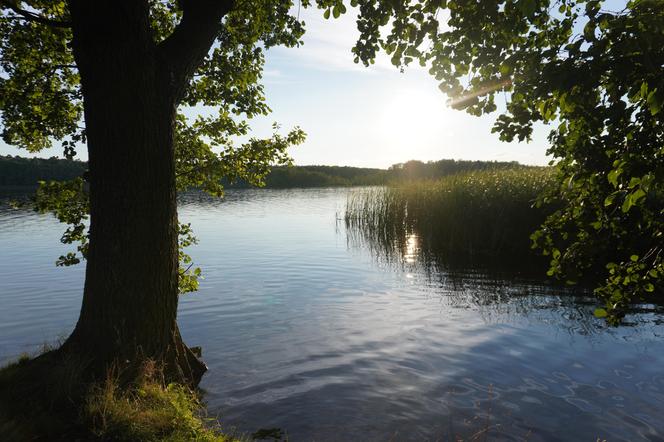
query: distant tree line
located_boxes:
[0,155,532,188]
[0,155,87,186]
[232,165,390,188]
[387,159,526,181]
[223,159,531,188]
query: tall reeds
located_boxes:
[345,167,556,269]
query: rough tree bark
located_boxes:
[56,0,233,385]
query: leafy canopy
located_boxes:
[324,0,662,321]
[1,1,308,189]
[331,0,662,321]
[1,1,310,292]
[1,1,663,318]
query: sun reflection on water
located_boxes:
[403,233,419,264]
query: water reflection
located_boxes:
[344,193,664,333]
[404,233,419,264]
[1,187,663,441]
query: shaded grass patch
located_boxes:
[0,353,237,441]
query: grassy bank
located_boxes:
[0,354,235,441]
[345,167,556,268]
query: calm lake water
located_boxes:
[1,187,663,441]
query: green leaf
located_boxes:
[607,169,621,187]
[594,308,608,318]
[583,21,595,41]
[631,188,646,203]
[621,195,634,213]
[604,193,616,207]
[517,0,537,16]
[323,8,330,19]
[647,90,662,116]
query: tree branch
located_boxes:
[157,0,234,102]
[0,0,71,28]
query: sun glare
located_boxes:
[375,87,452,155]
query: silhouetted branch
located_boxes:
[157,0,234,101]
[0,0,72,28]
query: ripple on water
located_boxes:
[2,188,664,441]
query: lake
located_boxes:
[1,187,663,441]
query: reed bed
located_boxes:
[345,168,556,267]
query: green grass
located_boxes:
[0,354,238,441]
[85,361,235,442]
[345,167,556,268]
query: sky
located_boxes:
[0,6,555,169]
[237,7,553,168]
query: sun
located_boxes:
[375,86,451,155]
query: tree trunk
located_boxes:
[61,1,206,385]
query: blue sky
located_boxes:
[243,7,553,168]
[0,6,554,169]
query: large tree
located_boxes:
[1,0,661,387]
[1,0,310,384]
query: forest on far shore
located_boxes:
[0,155,532,188]
[0,155,87,186]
